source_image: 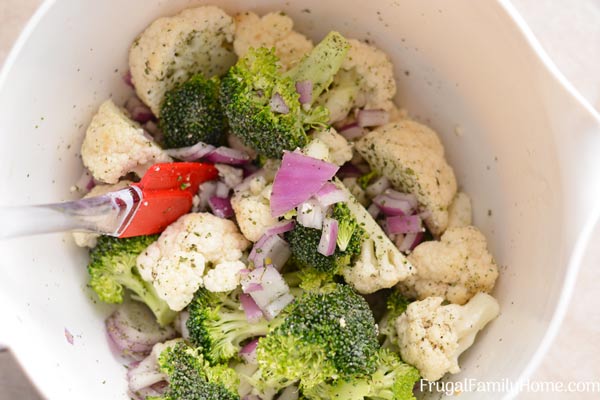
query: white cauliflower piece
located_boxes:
[447,192,472,229]
[136,213,250,311]
[318,39,396,123]
[301,138,330,161]
[337,180,414,293]
[231,175,278,242]
[396,293,500,381]
[129,6,236,115]
[215,163,244,188]
[203,260,247,292]
[81,100,171,184]
[311,128,353,166]
[398,226,499,304]
[233,11,313,70]
[72,180,132,247]
[355,119,457,235]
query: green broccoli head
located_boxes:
[159,73,227,148]
[285,203,364,275]
[157,341,240,400]
[256,284,379,390]
[220,31,349,158]
[87,235,176,326]
[302,348,420,400]
[186,288,276,364]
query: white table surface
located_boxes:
[0,1,599,399]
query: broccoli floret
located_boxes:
[357,170,378,190]
[87,235,176,326]
[159,73,227,148]
[256,284,379,390]
[186,288,277,364]
[220,31,350,158]
[155,341,240,400]
[379,291,412,351]
[303,349,420,400]
[332,202,365,253]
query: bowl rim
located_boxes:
[1,1,599,399]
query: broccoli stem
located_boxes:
[284,31,350,103]
[126,273,176,327]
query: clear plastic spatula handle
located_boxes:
[0,186,142,240]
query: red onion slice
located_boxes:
[264,220,295,236]
[397,231,424,252]
[74,168,96,193]
[271,151,339,217]
[240,293,263,323]
[208,196,234,218]
[386,215,423,234]
[126,96,155,123]
[384,189,419,209]
[372,193,414,216]
[337,163,363,179]
[205,146,250,165]
[164,141,215,161]
[239,338,259,364]
[318,218,339,256]
[295,80,313,104]
[297,198,326,229]
[105,301,176,360]
[269,92,290,114]
[315,182,348,207]
[263,293,294,320]
[241,265,291,319]
[248,233,291,270]
[123,71,134,88]
[245,283,264,293]
[338,122,367,140]
[357,109,389,127]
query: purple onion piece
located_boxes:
[269,92,289,114]
[295,80,313,104]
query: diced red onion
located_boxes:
[74,168,95,193]
[248,234,291,270]
[164,141,215,161]
[271,151,339,217]
[295,80,312,104]
[372,193,414,216]
[264,220,295,237]
[386,215,423,234]
[336,163,363,179]
[241,265,291,319]
[357,109,389,127]
[127,358,165,392]
[315,182,348,207]
[239,339,259,364]
[263,293,294,320]
[269,92,289,114]
[106,301,176,360]
[384,189,419,209]
[126,96,155,123]
[215,181,231,198]
[123,71,134,88]
[128,382,169,400]
[338,122,367,140]
[208,196,234,218]
[318,218,339,256]
[367,203,380,218]
[397,231,424,252]
[195,181,217,211]
[64,328,74,345]
[240,293,263,323]
[245,283,264,293]
[215,164,244,189]
[205,146,250,165]
[365,176,391,198]
[297,198,326,229]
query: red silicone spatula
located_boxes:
[0,162,218,240]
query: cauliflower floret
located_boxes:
[136,213,250,311]
[398,226,499,304]
[318,39,396,123]
[81,100,171,184]
[311,128,353,166]
[395,293,500,381]
[203,260,247,292]
[447,192,472,229]
[72,180,132,247]
[233,11,313,71]
[337,181,414,293]
[231,175,278,242]
[129,6,236,115]
[355,119,457,235]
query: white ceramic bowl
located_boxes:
[1,1,600,399]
